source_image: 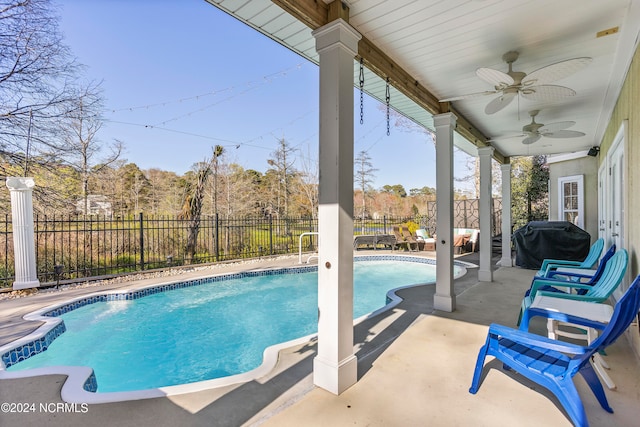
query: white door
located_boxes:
[597,163,607,242]
[610,143,624,252]
[600,121,626,297]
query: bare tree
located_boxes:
[295,148,319,218]
[267,138,297,218]
[354,150,377,224]
[0,0,82,176]
[60,82,122,213]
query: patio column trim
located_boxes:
[6,177,40,290]
[312,18,361,395]
[478,146,494,282]
[500,162,513,267]
[434,113,456,312]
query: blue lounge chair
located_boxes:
[535,237,604,278]
[517,249,628,325]
[470,275,640,427]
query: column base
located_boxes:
[478,270,493,282]
[13,280,40,290]
[434,293,456,312]
[313,354,357,395]
[499,257,513,267]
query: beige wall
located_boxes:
[599,41,640,356]
[548,156,598,241]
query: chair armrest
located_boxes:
[539,259,583,276]
[529,278,592,298]
[519,307,608,332]
[547,271,594,281]
[546,271,595,284]
[488,323,588,354]
[538,291,609,303]
[540,259,582,270]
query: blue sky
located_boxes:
[57,0,466,192]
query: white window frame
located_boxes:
[558,174,584,229]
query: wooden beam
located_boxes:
[357,37,442,116]
[271,0,505,163]
[271,0,328,29]
[327,0,349,22]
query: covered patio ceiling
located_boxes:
[205,0,640,162]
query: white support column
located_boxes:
[311,19,361,395]
[433,113,457,312]
[6,177,40,290]
[477,147,494,282]
[500,162,513,267]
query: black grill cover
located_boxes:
[512,221,591,269]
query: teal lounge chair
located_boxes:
[470,275,640,427]
[518,249,628,325]
[530,244,616,296]
[535,237,604,278]
[544,244,615,283]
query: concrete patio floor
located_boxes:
[1,251,639,426]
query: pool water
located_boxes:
[8,260,451,392]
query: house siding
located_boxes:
[548,156,598,240]
[599,41,640,358]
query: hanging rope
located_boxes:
[359,58,365,125]
[385,78,391,136]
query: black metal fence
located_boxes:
[0,198,502,288]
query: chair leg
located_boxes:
[579,362,614,413]
[595,353,610,369]
[469,343,490,394]
[591,355,616,390]
[551,378,591,427]
[516,300,527,326]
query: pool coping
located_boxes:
[0,254,474,404]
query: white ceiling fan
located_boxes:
[492,110,586,144]
[440,51,592,114]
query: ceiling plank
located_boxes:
[272,0,502,162]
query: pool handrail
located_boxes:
[298,232,319,264]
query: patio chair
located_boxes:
[392,226,410,251]
[517,249,628,326]
[531,244,616,295]
[535,237,604,278]
[470,275,640,427]
[400,226,419,251]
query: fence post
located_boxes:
[269,215,274,255]
[383,215,387,234]
[214,213,219,262]
[139,212,145,270]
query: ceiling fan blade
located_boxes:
[484,92,516,114]
[520,84,576,101]
[522,134,541,145]
[539,121,576,133]
[439,90,499,102]
[522,57,592,85]
[488,132,526,142]
[543,130,586,139]
[476,67,514,88]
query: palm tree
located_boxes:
[212,145,224,216]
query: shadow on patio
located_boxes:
[1,252,639,427]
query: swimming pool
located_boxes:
[1,255,467,401]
